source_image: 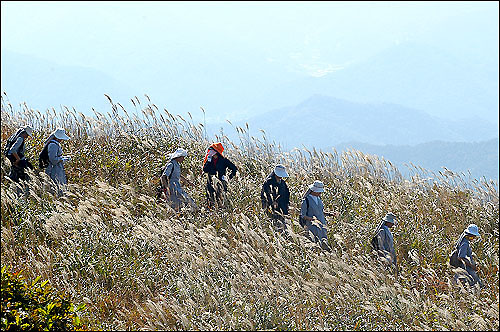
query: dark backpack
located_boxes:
[449,249,460,268]
[155,163,175,200]
[4,129,24,158]
[449,238,463,268]
[371,235,381,251]
[38,141,55,169]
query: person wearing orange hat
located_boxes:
[202,142,238,208]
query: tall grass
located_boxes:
[1,94,498,330]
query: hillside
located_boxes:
[1,96,499,330]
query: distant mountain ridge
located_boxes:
[334,139,499,182]
[217,94,499,182]
[229,94,498,148]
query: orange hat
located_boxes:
[210,142,224,155]
[203,142,224,165]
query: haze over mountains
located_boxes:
[1,3,498,181]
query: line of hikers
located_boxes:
[4,127,485,290]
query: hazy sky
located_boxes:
[1,1,498,121]
[3,1,495,68]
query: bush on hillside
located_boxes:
[1,265,91,331]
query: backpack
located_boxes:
[449,237,464,268]
[449,249,461,268]
[155,163,175,200]
[4,129,24,158]
[38,141,56,169]
[299,196,310,227]
[371,235,381,251]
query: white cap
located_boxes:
[23,125,33,136]
[464,224,480,237]
[171,148,188,159]
[273,164,289,178]
[53,128,70,140]
[309,180,325,192]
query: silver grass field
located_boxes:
[1,94,498,330]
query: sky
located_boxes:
[1,1,498,123]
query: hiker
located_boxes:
[261,164,290,229]
[372,212,398,273]
[42,128,71,195]
[202,142,238,207]
[160,148,197,211]
[4,125,34,183]
[299,180,335,251]
[453,224,484,288]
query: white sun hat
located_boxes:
[464,224,480,237]
[53,128,70,140]
[309,180,325,192]
[382,212,397,225]
[170,148,188,159]
[273,164,289,178]
[23,125,33,136]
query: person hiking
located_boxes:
[160,148,197,211]
[452,224,484,288]
[202,142,237,208]
[42,128,71,196]
[372,212,398,274]
[261,164,290,230]
[299,180,335,251]
[4,125,34,183]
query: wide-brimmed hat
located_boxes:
[382,212,397,225]
[464,224,480,237]
[171,148,188,159]
[309,180,325,192]
[53,128,70,140]
[273,164,289,178]
[23,125,33,136]
[209,142,224,156]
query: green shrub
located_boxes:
[1,266,89,331]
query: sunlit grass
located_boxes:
[1,94,498,330]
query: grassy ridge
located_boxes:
[1,95,498,330]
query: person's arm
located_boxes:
[300,198,314,222]
[458,241,478,271]
[202,160,214,174]
[226,159,238,179]
[262,178,273,206]
[8,137,24,165]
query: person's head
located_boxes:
[382,212,397,228]
[464,224,480,241]
[273,164,288,182]
[53,128,70,142]
[309,180,324,196]
[210,143,224,156]
[20,125,33,139]
[171,148,188,163]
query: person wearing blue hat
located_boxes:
[453,224,484,288]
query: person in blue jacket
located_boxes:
[5,125,33,182]
[453,224,484,288]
